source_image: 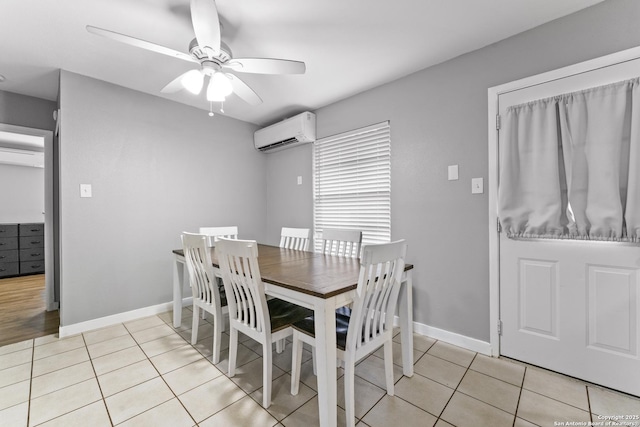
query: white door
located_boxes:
[498,57,640,396]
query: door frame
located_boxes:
[0,123,57,311]
[487,45,640,357]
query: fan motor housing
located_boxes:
[189,39,232,63]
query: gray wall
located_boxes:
[0,90,55,225]
[58,71,263,326]
[264,143,314,245]
[265,0,640,342]
[0,164,44,223]
[0,90,56,130]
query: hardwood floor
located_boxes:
[0,274,59,347]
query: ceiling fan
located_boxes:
[86,0,305,106]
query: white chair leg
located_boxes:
[344,358,356,427]
[191,306,199,345]
[262,342,273,408]
[228,327,238,376]
[291,331,303,395]
[275,338,285,353]
[311,346,317,376]
[212,313,222,364]
[383,340,395,395]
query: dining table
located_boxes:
[172,244,414,427]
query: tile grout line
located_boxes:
[511,365,527,427]
[347,337,440,425]
[82,331,116,427]
[26,338,34,427]
[434,349,479,426]
[120,318,193,426]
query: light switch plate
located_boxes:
[448,165,459,181]
[80,184,92,198]
[471,178,484,194]
[297,176,302,185]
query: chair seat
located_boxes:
[292,311,352,350]
[267,298,314,333]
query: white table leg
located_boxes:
[314,298,338,427]
[399,270,414,377]
[173,255,185,328]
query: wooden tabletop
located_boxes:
[173,244,413,299]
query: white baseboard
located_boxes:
[396,317,493,356]
[414,322,492,355]
[58,298,192,338]
[60,299,492,358]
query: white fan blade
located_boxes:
[226,74,262,105]
[161,72,188,93]
[161,69,204,94]
[225,58,306,75]
[190,0,221,54]
[86,25,197,63]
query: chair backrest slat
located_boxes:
[346,240,407,351]
[199,226,239,247]
[217,238,270,334]
[320,228,362,258]
[280,227,311,251]
[182,232,221,306]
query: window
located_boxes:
[313,121,391,251]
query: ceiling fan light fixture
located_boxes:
[181,69,204,94]
[206,72,233,102]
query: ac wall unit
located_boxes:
[254,111,316,153]
[0,147,44,168]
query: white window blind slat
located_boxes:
[313,121,391,251]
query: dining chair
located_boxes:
[181,232,228,364]
[216,237,313,408]
[320,228,362,258]
[290,240,407,427]
[279,227,311,251]
[198,226,238,247]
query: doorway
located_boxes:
[0,123,57,345]
[488,46,640,396]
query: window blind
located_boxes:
[313,121,391,252]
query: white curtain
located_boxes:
[499,78,640,242]
[499,99,569,238]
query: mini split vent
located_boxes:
[254,112,316,153]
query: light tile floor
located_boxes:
[1,307,639,427]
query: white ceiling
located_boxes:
[0,0,603,126]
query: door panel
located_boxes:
[498,56,640,396]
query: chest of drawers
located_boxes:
[0,223,45,278]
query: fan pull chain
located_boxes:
[208,102,214,117]
[220,101,224,113]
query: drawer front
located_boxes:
[0,262,19,278]
[0,237,19,251]
[0,224,18,237]
[19,223,44,237]
[20,248,44,261]
[0,250,19,263]
[19,236,44,249]
[20,261,45,274]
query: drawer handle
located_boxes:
[31,265,42,269]
[31,253,42,257]
[30,241,42,244]
[0,256,5,259]
[0,268,5,272]
[0,243,5,246]
[31,229,41,232]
